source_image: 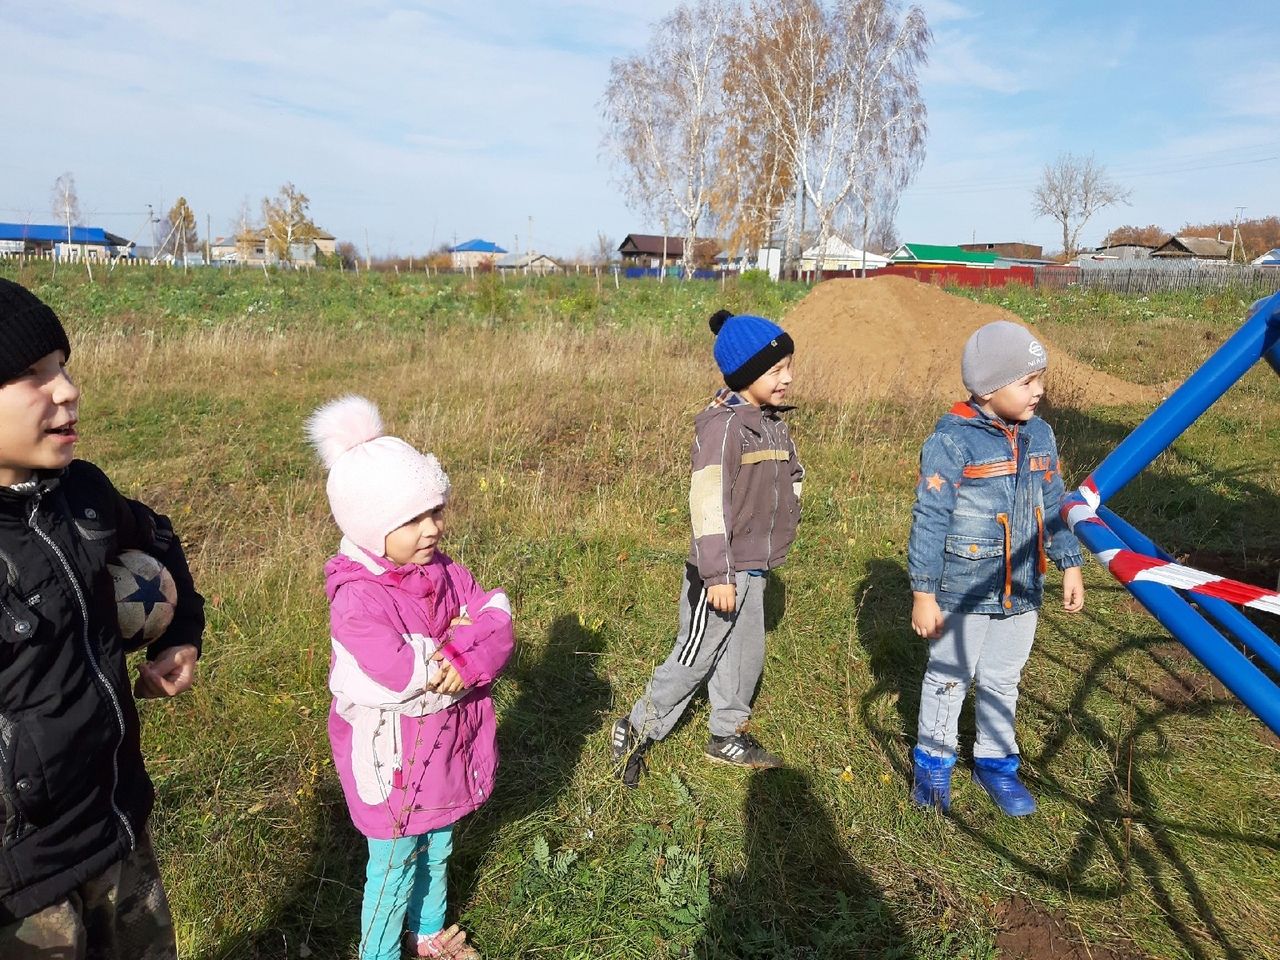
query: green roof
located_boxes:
[892,244,999,264]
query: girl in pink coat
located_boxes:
[307,396,514,960]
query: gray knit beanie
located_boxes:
[961,321,1047,397]
[0,279,71,384]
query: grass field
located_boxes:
[4,263,1278,959]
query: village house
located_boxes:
[890,243,1000,268]
[799,236,889,272]
[449,239,506,270]
[617,233,721,269]
[208,228,337,266]
[958,241,1044,260]
[495,250,563,275]
[1149,236,1232,260]
[0,222,133,260]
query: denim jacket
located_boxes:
[908,401,1084,616]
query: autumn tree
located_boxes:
[601,0,730,276]
[50,172,82,235]
[1100,224,1166,248]
[161,197,200,262]
[717,0,929,274]
[261,182,318,263]
[1032,153,1131,259]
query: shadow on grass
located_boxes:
[449,613,610,916]
[856,555,1280,960]
[695,768,915,959]
[849,391,1280,959]
[189,613,609,960]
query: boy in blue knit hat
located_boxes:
[612,309,803,787]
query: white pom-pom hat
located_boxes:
[306,395,450,557]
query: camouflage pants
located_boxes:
[0,834,176,960]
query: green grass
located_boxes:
[6,263,1279,959]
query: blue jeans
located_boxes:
[916,611,1038,759]
[359,826,453,960]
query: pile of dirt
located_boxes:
[785,276,1157,407]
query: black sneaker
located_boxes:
[704,732,782,769]
[611,716,652,789]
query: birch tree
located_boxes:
[50,172,82,228]
[735,0,928,275]
[601,0,729,276]
[1033,153,1131,259]
[261,182,318,263]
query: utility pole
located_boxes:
[206,213,211,264]
[527,215,533,255]
[1230,206,1246,264]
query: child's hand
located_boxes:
[450,614,473,628]
[911,593,945,639]
[707,583,736,614]
[428,650,466,696]
[1062,566,1085,612]
[135,644,199,699]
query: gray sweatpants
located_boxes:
[630,565,766,740]
[916,610,1038,759]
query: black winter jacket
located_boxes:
[0,460,204,922]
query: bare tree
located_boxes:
[261,183,318,263]
[1033,152,1131,259]
[50,172,82,229]
[592,232,616,267]
[601,0,730,277]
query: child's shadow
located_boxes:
[188,614,609,960]
[854,558,954,783]
[695,768,915,959]
[449,613,610,912]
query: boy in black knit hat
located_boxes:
[612,309,803,788]
[0,279,204,959]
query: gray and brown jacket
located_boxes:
[687,389,804,587]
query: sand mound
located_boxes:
[786,276,1156,407]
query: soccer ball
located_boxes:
[108,549,177,647]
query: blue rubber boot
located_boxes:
[911,747,956,812]
[973,754,1037,816]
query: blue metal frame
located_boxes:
[1062,291,1280,736]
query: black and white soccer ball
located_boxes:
[107,549,177,647]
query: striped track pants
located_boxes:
[629,564,767,740]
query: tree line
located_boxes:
[41,173,336,266]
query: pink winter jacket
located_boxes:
[324,538,514,840]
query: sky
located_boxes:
[2,1,1278,259]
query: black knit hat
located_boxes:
[0,279,71,384]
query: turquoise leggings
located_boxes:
[359,826,453,960]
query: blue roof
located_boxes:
[0,222,130,246]
[448,238,506,254]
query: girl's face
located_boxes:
[383,504,446,565]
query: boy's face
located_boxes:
[980,369,1046,423]
[0,350,80,486]
[383,504,446,565]
[741,354,794,407]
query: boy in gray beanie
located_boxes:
[905,319,1084,816]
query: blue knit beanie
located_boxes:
[709,310,794,391]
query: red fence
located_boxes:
[785,264,1050,287]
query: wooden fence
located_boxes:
[1034,262,1280,298]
